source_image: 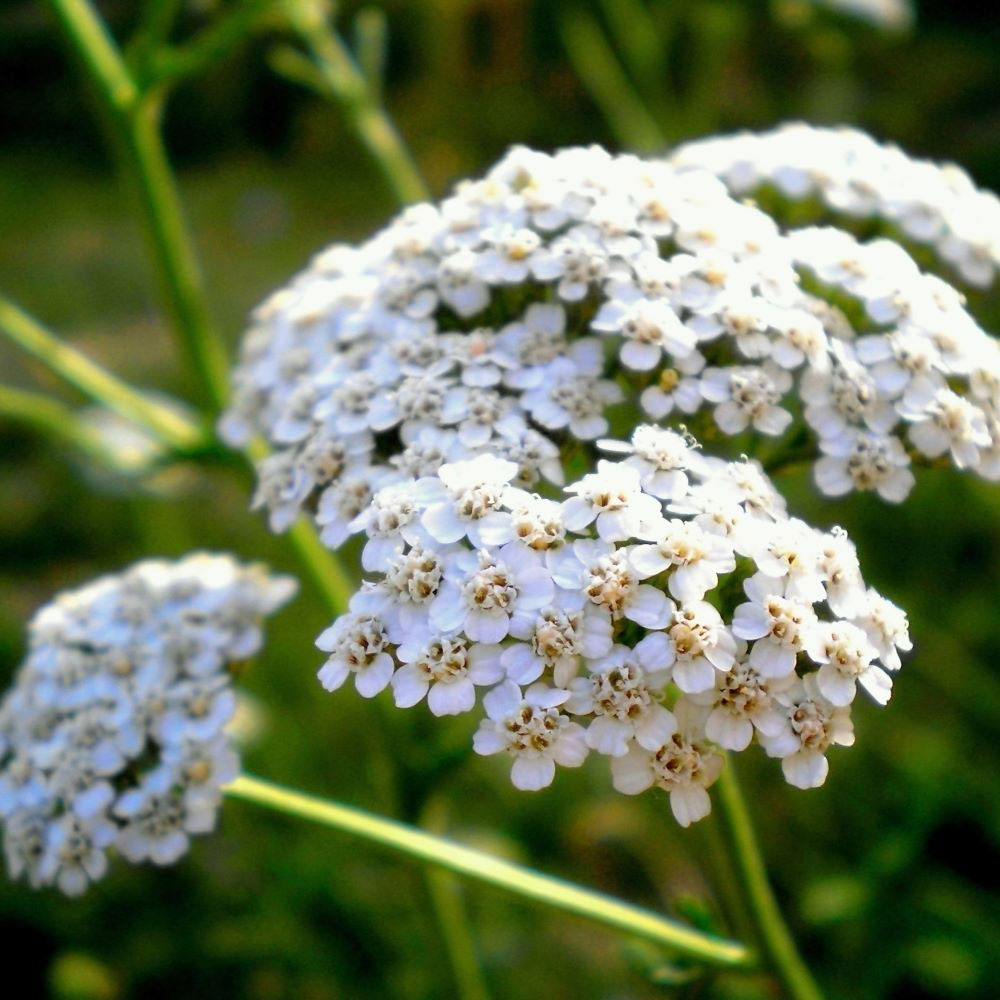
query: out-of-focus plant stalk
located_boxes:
[46,0,358,617]
[558,9,667,153]
[47,0,231,413]
[0,295,204,452]
[0,385,117,467]
[227,773,757,969]
[715,759,824,1000]
[141,0,279,89]
[278,0,429,205]
[421,795,493,1000]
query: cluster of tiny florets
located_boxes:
[221,141,1000,531]
[0,555,295,895]
[215,137,990,823]
[673,123,1000,287]
[315,433,910,826]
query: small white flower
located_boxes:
[901,388,991,469]
[504,605,613,687]
[814,431,915,502]
[431,544,555,644]
[610,699,724,826]
[38,813,115,896]
[562,461,664,541]
[854,589,912,671]
[638,355,706,421]
[473,681,588,790]
[566,647,676,756]
[316,611,396,697]
[690,660,793,751]
[701,363,794,436]
[630,520,736,603]
[598,425,706,500]
[759,676,855,789]
[521,360,624,440]
[553,540,672,627]
[592,296,696,371]
[807,621,890,706]
[748,518,826,604]
[392,632,503,716]
[731,574,818,678]
[419,455,519,548]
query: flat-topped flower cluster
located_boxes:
[318,430,910,826]
[0,555,295,895]
[221,140,1000,541]
[213,136,1000,821]
[673,122,1000,288]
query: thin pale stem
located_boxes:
[0,295,204,452]
[558,9,667,153]
[226,774,755,969]
[0,384,117,466]
[144,0,279,89]
[281,0,429,205]
[421,796,492,1000]
[714,760,824,1000]
[47,0,232,413]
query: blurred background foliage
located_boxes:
[1,1,999,997]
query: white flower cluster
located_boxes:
[672,123,1000,288]
[0,554,295,895]
[316,431,910,826]
[221,141,1000,527]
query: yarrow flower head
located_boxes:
[306,425,909,824]
[214,135,987,825]
[0,555,295,894]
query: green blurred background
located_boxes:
[1,1,999,997]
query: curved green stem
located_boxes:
[558,9,666,153]
[47,0,231,413]
[714,759,824,1000]
[143,0,278,90]
[227,774,755,969]
[0,295,204,452]
[279,0,429,205]
[0,385,116,466]
[421,795,492,1000]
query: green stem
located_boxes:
[227,774,755,969]
[0,384,117,466]
[285,517,355,615]
[144,0,279,89]
[558,9,667,153]
[47,0,231,413]
[0,295,204,452]
[421,796,492,1000]
[113,96,231,411]
[280,0,429,205]
[714,760,824,1000]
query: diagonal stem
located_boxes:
[0,294,205,452]
[47,0,231,413]
[279,0,429,205]
[714,759,824,1000]
[227,773,755,969]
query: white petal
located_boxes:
[669,784,711,827]
[391,665,429,708]
[428,678,476,716]
[626,586,672,629]
[782,750,829,789]
[511,755,556,790]
[355,654,395,697]
[611,747,655,794]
